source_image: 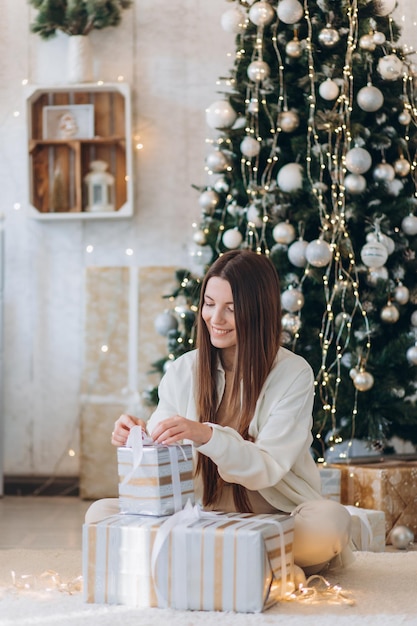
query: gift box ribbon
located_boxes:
[345,505,374,551]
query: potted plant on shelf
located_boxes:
[28,0,132,82]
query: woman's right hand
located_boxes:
[111,413,147,447]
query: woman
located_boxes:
[86,249,352,578]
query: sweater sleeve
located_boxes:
[195,361,315,491]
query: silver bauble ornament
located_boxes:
[286,37,303,58]
[374,0,397,17]
[214,177,230,194]
[281,287,305,312]
[193,229,207,245]
[406,345,417,365]
[272,221,296,244]
[367,266,389,285]
[246,204,263,227]
[387,179,403,197]
[349,367,358,380]
[240,136,261,158]
[394,156,411,177]
[206,100,238,129]
[394,284,410,305]
[154,310,178,336]
[188,243,213,275]
[288,239,308,267]
[319,78,340,101]
[357,84,384,112]
[318,26,340,48]
[278,110,300,132]
[366,232,395,255]
[206,150,230,173]
[353,370,374,391]
[305,238,333,267]
[401,214,417,236]
[359,34,376,51]
[373,161,395,182]
[222,228,243,249]
[398,110,412,126]
[281,312,301,334]
[377,54,403,81]
[199,189,221,211]
[249,1,276,26]
[373,31,386,45]
[411,310,417,327]
[277,162,303,192]
[220,7,246,34]
[380,302,400,323]
[345,147,372,174]
[344,173,367,195]
[276,0,304,25]
[390,525,414,549]
[360,241,388,268]
[247,60,271,83]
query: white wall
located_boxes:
[1,1,416,480]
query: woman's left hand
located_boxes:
[150,415,212,446]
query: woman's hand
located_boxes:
[111,413,147,447]
[150,416,212,446]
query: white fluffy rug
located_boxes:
[0,549,416,626]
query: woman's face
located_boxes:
[201,277,237,351]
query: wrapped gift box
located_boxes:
[345,506,386,552]
[319,466,341,502]
[332,462,417,542]
[83,509,294,612]
[118,440,194,516]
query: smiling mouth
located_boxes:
[211,327,231,335]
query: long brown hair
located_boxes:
[195,249,282,511]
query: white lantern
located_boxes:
[84,160,115,212]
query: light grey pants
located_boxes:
[84,497,353,575]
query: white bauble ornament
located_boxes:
[373,162,395,182]
[288,239,308,267]
[272,221,296,244]
[276,0,304,24]
[319,78,340,101]
[305,238,333,267]
[366,232,395,255]
[154,311,178,336]
[188,243,213,275]
[198,189,220,211]
[380,302,400,323]
[359,34,376,51]
[206,150,230,173]
[282,312,301,334]
[394,156,411,177]
[374,0,397,17]
[360,241,388,268]
[206,100,238,129]
[249,1,276,26]
[240,136,261,158]
[277,162,303,192]
[373,31,386,45]
[278,110,300,132]
[344,173,367,195]
[394,284,410,305]
[353,370,374,391]
[214,177,230,194]
[247,60,270,82]
[411,310,417,326]
[281,287,305,312]
[406,345,417,365]
[357,84,384,112]
[246,204,263,227]
[286,37,303,58]
[398,110,411,126]
[345,147,372,174]
[221,7,246,33]
[193,229,207,245]
[318,26,340,48]
[349,367,358,380]
[401,214,417,236]
[367,266,389,285]
[222,228,243,249]
[377,54,403,81]
[387,179,403,197]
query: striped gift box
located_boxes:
[117,444,194,516]
[83,509,294,612]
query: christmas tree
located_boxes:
[150,0,417,459]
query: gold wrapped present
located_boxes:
[83,506,294,612]
[345,506,386,552]
[118,427,194,516]
[333,461,417,542]
[319,466,341,502]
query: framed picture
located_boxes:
[42,104,94,140]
